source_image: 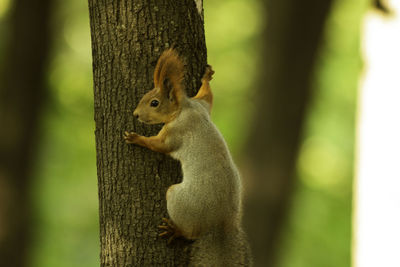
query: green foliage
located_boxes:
[204,0,262,155]
[0,0,367,265]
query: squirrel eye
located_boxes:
[150,99,159,107]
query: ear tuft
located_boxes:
[153,49,186,102]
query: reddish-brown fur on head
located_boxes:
[133,49,187,124]
[154,48,185,99]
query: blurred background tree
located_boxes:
[243,0,333,266]
[0,0,370,266]
[0,0,53,266]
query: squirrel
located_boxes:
[124,48,252,266]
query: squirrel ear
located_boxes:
[163,78,176,102]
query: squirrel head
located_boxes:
[134,49,186,124]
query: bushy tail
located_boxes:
[190,227,252,267]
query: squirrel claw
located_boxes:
[162,217,173,225]
[158,217,182,244]
[167,235,177,244]
[158,231,170,237]
[124,131,139,144]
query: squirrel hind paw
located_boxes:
[158,217,182,244]
[202,65,214,81]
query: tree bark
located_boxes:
[243,1,333,266]
[88,1,207,266]
[0,0,53,266]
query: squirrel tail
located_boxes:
[190,226,252,267]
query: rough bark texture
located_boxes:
[88,1,207,266]
[0,0,52,266]
[243,1,333,266]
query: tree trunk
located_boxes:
[0,0,53,266]
[243,1,333,266]
[88,1,207,265]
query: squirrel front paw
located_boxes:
[202,65,214,82]
[124,131,140,144]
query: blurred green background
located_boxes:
[0,0,370,266]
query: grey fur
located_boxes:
[164,98,252,266]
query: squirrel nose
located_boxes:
[133,110,139,119]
